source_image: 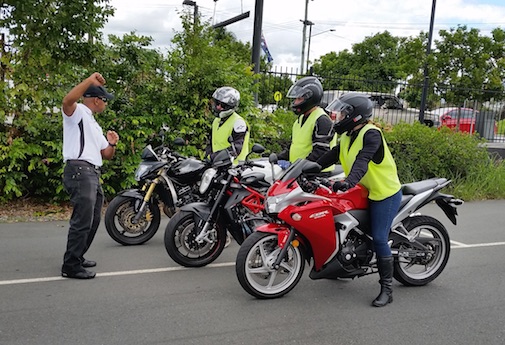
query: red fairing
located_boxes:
[317,184,369,212]
[256,223,291,248]
[268,179,298,196]
[278,200,338,269]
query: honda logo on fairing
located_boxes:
[309,210,330,219]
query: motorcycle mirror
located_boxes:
[268,153,278,165]
[245,143,265,162]
[173,137,186,146]
[269,153,278,182]
[251,143,265,154]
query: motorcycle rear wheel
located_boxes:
[104,195,161,245]
[164,210,226,267]
[235,232,305,299]
[392,215,450,286]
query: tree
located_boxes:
[163,14,257,155]
[395,32,441,109]
[312,31,404,91]
[0,1,113,201]
[434,26,505,105]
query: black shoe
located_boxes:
[82,259,97,268]
[61,269,96,279]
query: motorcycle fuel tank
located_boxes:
[169,158,207,184]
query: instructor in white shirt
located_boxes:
[61,72,119,279]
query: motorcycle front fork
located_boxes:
[194,175,233,244]
[132,180,158,224]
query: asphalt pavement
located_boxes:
[1,199,504,345]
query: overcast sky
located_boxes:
[103,0,505,71]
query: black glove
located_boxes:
[332,180,350,192]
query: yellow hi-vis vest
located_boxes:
[289,107,337,172]
[339,123,401,201]
[212,112,250,164]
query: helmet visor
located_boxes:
[212,98,233,111]
[325,99,354,121]
[286,84,313,99]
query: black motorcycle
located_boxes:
[105,137,207,245]
[164,144,279,267]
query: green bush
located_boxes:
[384,122,505,200]
[249,107,294,154]
[385,122,490,182]
[498,119,505,135]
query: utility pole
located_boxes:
[251,0,264,75]
[183,0,198,27]
[0,33,5,82]
[419,0,437,123]
[305,21,314,74]
[300,0,310,74]
[251,0,264,105]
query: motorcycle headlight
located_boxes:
[265,194,288,214]
[134,164,150,181]
[199,168,217,194]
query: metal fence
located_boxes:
[258,67,505,143]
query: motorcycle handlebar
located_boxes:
[247,162,266,168]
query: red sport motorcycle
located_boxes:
[235,158,463,299]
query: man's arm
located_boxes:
[229,118,248,157]
[316,145,340,170]
[306,114,334,161]
[101,130,119,160]
[62,72,106,116]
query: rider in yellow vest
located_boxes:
[205,86,250,164]
[317,93,402,308]
[278,76,337,172]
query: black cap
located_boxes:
[83,85,114,100]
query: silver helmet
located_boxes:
[211,86,240,118]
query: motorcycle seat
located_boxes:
[401,178,447,195]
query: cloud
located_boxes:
[103,0,505,70]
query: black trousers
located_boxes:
[62,161,103,273]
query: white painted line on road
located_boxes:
[0,276,66,285]
[0,262,234,286]
[2,242,505,287]
[451,240,469,247]
[452,241,505,249]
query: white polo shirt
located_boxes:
[62,103,109,167]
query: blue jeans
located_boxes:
[369,190,402,258]
[62,162,103,273]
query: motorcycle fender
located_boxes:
[180,202,212,224]
[435,197,459,225]
[256,223,291,248]
[117,189,144,200]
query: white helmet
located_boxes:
[211,86,240,118]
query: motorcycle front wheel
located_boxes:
[392,215,450,286]
[164,210,226,267]
[235,232,305,299]
[104,195,161,245]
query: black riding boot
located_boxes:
[372,256,394,307]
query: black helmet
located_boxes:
[286,76,323,115]
[211,86,240,118]
[328,93,373,134]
